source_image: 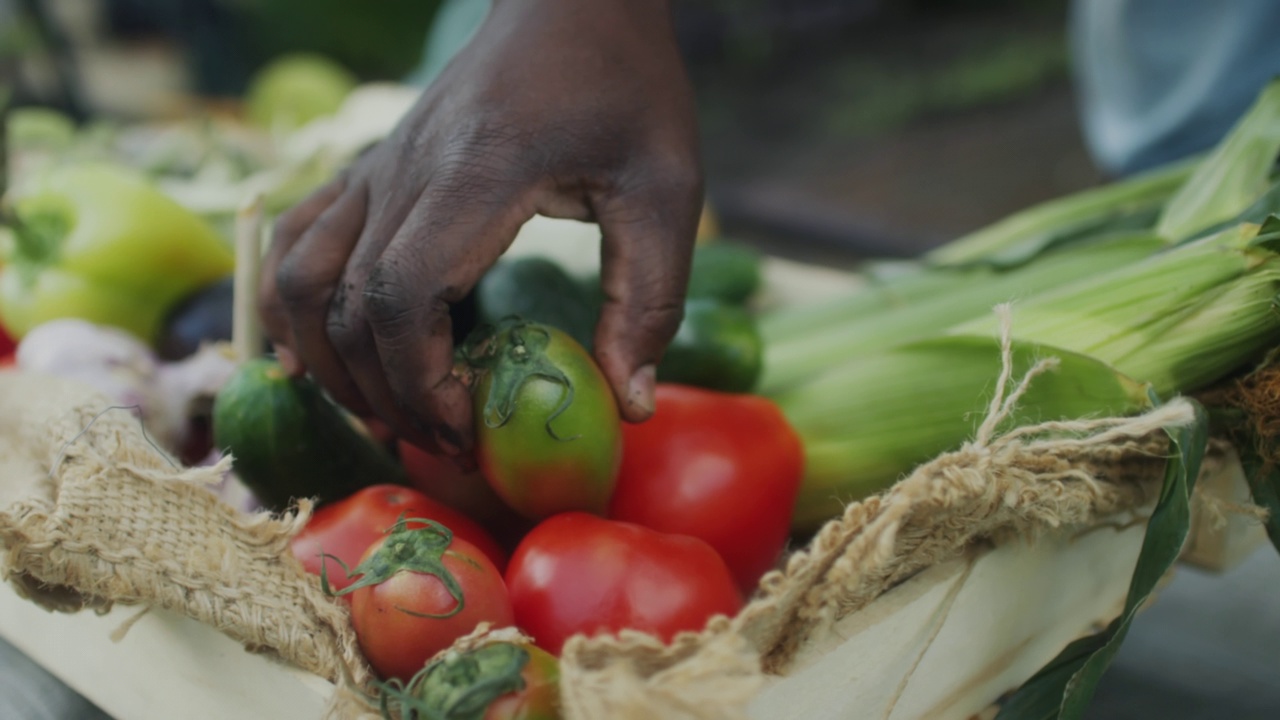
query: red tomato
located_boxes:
[347,520,515,681]
[291,485,508,592]
[505,512,743,656]
[608,384,804,592]
[0,351,14,369]
[0,327,13,359]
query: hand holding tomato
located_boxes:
[608,385,804,592]
[290,485,508,591]
[332,517,515,681]
[505,512,742,656]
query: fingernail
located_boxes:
[274,344,301,375]
[627,365,657,417]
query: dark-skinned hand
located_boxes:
[258,0,703,460]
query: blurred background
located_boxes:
[2,0,1097,267]
[2,1,1278,718]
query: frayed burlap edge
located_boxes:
[0,371,373,690]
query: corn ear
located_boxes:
[782,336,1152,532]
[948,220,1280,396]
[782,218,1280,532]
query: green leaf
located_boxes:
[996,399,1209,720]
[1156,78,1280,242]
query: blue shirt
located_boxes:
[1070,0,1280,175]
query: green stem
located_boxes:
[461,317,580,441]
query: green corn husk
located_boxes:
[756,261,978,344]
[927,77,1280,266]
[765,78,1280,354]
[1155,77,1280,242]
[922,156,1196,268]
[1184,175,1280,242]
[761,171,1185,346]
[759,231,1166,393]
[948,219,1280,396]
[781,336,1152,531]
[783,218,1280,532]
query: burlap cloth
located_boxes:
[0,336,1212,719]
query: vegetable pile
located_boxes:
[5,60,1280,720]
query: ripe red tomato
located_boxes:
[0,327,14,359]
[608,384,804,592]
[291,485,508,592]
[505,512,743,656]
[0,351,14,369]
[346,519,515,681]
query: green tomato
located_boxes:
[465,319,621,520]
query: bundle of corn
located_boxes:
[762,78,1280,532]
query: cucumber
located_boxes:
[687,243,763,305]
[212,357,406,511]
[657,298,764,393]
[475,257,598,350]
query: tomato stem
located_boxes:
[323,516,467,619]
[458,317,581,442]
[375,642,531,720]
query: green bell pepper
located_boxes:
[0,163,235,344]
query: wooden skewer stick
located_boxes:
[232,194,266,363]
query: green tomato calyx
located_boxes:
[375,642,531,720]
[320,516,466,619]
[458,316,580,442]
